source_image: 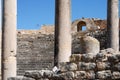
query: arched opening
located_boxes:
[77,21,87,31]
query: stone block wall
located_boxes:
[10,48,120,80]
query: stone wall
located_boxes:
[17,29,108,75]
[9,48,120,80]
[16,18,119,76]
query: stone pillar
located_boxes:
[107,0,119,52]
[2,0,17,80]
[0,0,2,78]
[54,0,71,65]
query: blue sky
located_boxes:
[1,0,107,30]
[17,0,107,30]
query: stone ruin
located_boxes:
[16,18,107,75]
[8,18,120,80]
[15,48,120,80]
[1,0,120,80]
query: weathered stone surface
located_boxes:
[70,54,81,62]
[8,45,120,80]
[2,0,17,79]
[75,71,86,79]
[43,70,53,78]
[24,70,53,79]
[96,62,111,70]
[8,76,35,80]
[17,34,54,75]
[86,71,95,79]
[116,53,120,60]
[86,29,107,50]
[59,62,77,72]
[96,53,106,62]
[107,0,119,52]
[29,71,40,79]
[96,70,112,79]
[100,48,115,54]
[80,36,100,54]
[78,62,96,70]
[112,72,120,79]
[113,63,120,71]
[59,71,74,80]
[81,53,95,62]
[55,0,72,64]
[108,55,119,62]
[52,74,64,80]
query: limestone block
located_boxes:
[24,70,53,79]
[115,53,120,61]
[70,54,81,62]
[24,71,33,78]
[43,70,53,78]
[113,63,120,71]
[108,54,119,62]
[86,71,95,79]
[100,48,115,54]
[75,71,86,79]
[96,70,112,79]
[38,78,49,80]
[96,53,107,62]
[8,76,35,80]
[80,36,100,54]
[112,72,120,79]
[96,62,111,71]
[78,62,96,71]
[81,53,96,62]
[59,71,74,80]
[59,62,77,72]
[29,71,40,79]
[52,74,64,80]
[96,50,117,62]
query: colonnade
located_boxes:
[1,0,119,79]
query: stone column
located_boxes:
[107,0,119,52]
[54,0,71,65]
[2,0,17,79]
[0,0,2,78]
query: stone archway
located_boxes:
[77,21,86,31]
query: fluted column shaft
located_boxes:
[54,0,71,66]
[2,0,17,79]
[107,0,119,52]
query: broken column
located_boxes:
[54,0,72,65]
[107,0,119,52]
[80,36,100,54]
[2,0,17,80]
